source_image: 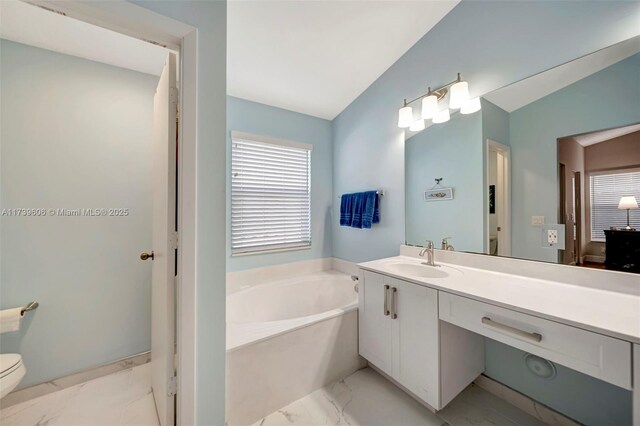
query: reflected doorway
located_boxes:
[486,140,511,257]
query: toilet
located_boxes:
[0,353,26,399]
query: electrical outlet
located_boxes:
[532,216,545,226]
[541,224,565,249]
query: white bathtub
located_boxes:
[226,268,363,425]
[227,271,358,350]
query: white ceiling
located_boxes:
[0,0,168,76]
[227,0,460,120]
[484,35,640,113]
[570,123,640,147]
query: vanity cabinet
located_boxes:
[439,292,632,390]
[359,270,484,410]
[359,271,439,407]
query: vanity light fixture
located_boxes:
[398,73,481,129]
[410,119,426,132]
[432,109,450,124]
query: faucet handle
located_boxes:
[441,237,454,251]
[426,240,434,249]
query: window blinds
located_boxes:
[590,170,640,241]
[231,132,312,254]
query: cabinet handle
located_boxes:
[383,285,390,316]
[481,317,542,343]
[391,287,398,319]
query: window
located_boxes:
[231,132,312,254]
[590,170,640,241]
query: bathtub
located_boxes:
[226,269,364,425]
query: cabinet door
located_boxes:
[359,271,393,375]
[391,278,439,408]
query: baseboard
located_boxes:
[1,351,151,408]
[473,374,579,426]
[583,255,605,263]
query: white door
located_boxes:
[391,279,439,408]
[151,52,177,426]
[358,271,393,374]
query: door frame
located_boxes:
[485,139,512,257]
[22,1,198,423]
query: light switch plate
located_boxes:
[532,216,545,226]
[541,224,565,249]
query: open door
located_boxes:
[151,52,177,426]
[486,140,511,257]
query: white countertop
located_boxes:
[359,256,640,344]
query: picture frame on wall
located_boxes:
[424,187,453,201]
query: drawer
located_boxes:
[439,292,632,390]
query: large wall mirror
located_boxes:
[405,35,640,274]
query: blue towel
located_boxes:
[362,191,380,228]
[340,194,353,226]
[351,192,365,228]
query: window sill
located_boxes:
[231,244,312,257]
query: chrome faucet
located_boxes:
[418,240,438,267]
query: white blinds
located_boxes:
[590,170,640,241]
[231,133,312,254]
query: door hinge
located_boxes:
[170,87,179,106]
[167,375,177,397]
[170,231,179,250]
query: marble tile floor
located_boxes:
[250,368,548,426]
[0,363,159,426]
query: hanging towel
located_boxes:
[362,191,380,229]
[351,192,365,228]
[340,193,354,226]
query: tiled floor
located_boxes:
[251,368,547,426]
[0,363,159,426]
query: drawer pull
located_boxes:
[391,287,398,319]
[481,317,542,343]
[383,285,390,316]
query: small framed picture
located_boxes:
[424,187,453,201]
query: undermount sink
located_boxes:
[386,262,450,279]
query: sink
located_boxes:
[386,262,449,279]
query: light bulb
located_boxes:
[449,81,470,109]
[421,95,438,119]
[432,109,450,124]
[398,106,413,128]
[409,119,425,132]
[460,97,481,114]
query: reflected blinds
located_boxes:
[590,170,640,241]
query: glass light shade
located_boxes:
[449,81,470,109]
[432,109,450,124]
[460,97,481,114]
[618,196,639,209]
[421,95,438,119]
[398,106,413,128]
[409,119,425,132]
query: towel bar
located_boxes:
[21,301,39,315]
[338,189,384,199]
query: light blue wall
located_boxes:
[510,52,640,263]
[0,40,156,387]
[332,0,640,263]
[226,97,333,272]
[485,340,632,426]
[131,1,228,423]
[405,113,484,252]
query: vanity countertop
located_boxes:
[359,256,640,344]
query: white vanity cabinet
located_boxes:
[358,270,439,407]
[358,270,484,410]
